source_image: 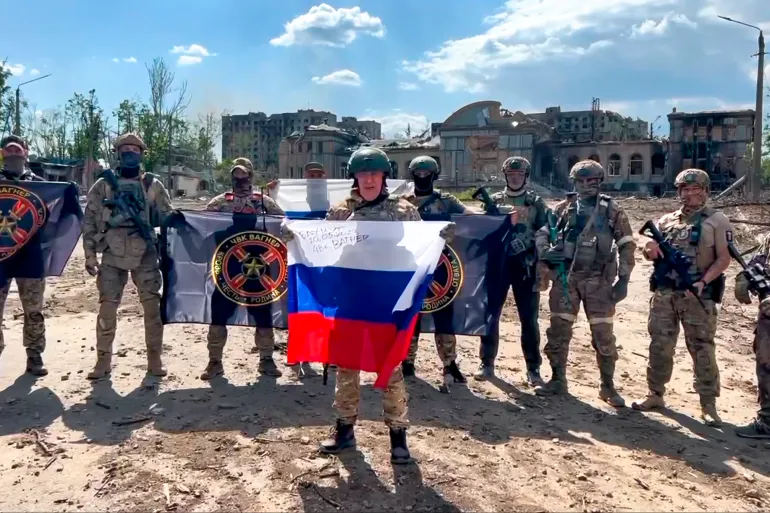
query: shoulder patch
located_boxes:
[726,230,733,242]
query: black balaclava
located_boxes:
[119,150,142,179]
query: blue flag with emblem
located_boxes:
[160,211,289,327]
[417,213,513,337]
[0,181,83,287]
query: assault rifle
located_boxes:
[638,220,706,310]
[472,186,500,215]
[101,169,155,248]
[547,210,571,309]
[728,242,770,301]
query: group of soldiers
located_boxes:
[0,130,768,466]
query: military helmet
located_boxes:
[112,132,146,152]
[347,147,391,179]
[502,156,530,175]
[569,159,605,181]
[408,155,439,176]
[675,168,710,189]
[231,157,254,177]
[304,161,324,173]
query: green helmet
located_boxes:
[408,156,439,176]
[347,147,391,179]
[569,159,605,181]
[675,168,710,189]
[502,156,530,175]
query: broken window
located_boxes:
[651,152,665,175]
[608,154,622,176]
[629,154,643,176]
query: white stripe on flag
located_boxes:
[268,179,409,213]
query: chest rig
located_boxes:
[558,195,615,272]
[506,191,538,257]
[103,173,155,229]
[660,208,713,281]
[224,192,269,214]
[415,190,463,220]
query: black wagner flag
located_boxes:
[0,181,83,287]
[417,214,512,337]
[161,211,289,328]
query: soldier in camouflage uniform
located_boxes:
[734,232,770,438]
[200,158,286,380]
[0,135,48,376]
[476,156,549,386]
[534,160,635,407]
[285,147,434,464]
[632,169,732,427]
[83,133,173,379]
[402,155,468,391]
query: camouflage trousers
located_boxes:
[754,300,770,421]
[544,272,617,377]
[207,325,275,360]
[334,366,408,428]
[0,278,46,355]
[646,289,720,405]
[407,314,456,366]
[96,259,162,353]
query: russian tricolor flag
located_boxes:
[284,219,448,388]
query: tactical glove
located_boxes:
[543,247,565,265]
[611,275,630,304]
[280,222,295,243]
[85,255,99,277]
[439,222,457,243]
[734,272,752,304]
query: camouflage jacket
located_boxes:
[206,191,285,215]
[404,189,469,218]
[1,168,44,181]
[326,191,421,222]
[491,189,549,257]
[83,171,172,268]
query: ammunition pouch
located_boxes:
[507,237,528,257]
[650,273,726,302]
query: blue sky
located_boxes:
[1,0,768,142]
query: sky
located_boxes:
[1,0,768,144]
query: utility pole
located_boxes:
[166,113,173,190]
[718,15,766,200]
[650,115,661,139]
[86,95,95,188]
[12,74,52,136]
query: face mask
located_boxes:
[120,151,142,169]
[413,174,434,193]
[2,155,25,173]
[232,177,252,194]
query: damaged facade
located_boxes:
[666,108,754,191]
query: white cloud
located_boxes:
[311,69,362,86]
[170,44,215,57]
[112,58,119,63]
[270,3,385,47]
[631,12,696,36]
[177,55,203,66]
[123,57,137,63]
[361,111,429,138]
[398,82,419,91]
[30,68,40,76]
[1,62,25,76]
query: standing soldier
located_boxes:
[632,169,731,426]
[83,133,172,379]
[534,160,635,407]
[0,135,47,375]
[308,147,427,464]
[200,158,286,380]
[476,156,549,386]
[734,233,770,438]
[402,155,468,391]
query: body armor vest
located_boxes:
[560,194,615,272]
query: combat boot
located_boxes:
[146,348,167,377]
[527,368,546,387]
[598,363,625,407]
[631,392,665,411]
[389,427,411,464]
[473,360,495,381]
[319,420,356,454]
[439,361,466,393]
[87,351,112,380]
[534,366,568,396]
[258,357,282,377]
[401,360,415,377]
[25,349,48,376]
[200,360,224,380]
[735,418,770,439]
[701,403,722,427]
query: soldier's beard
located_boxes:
[575,182,599,199]
[3,156,25,173]
[505,175,527,195]
[679,193,707,215]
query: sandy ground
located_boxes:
[1,196,770,512]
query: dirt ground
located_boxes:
[1,196,770,512]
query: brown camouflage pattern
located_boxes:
[0,279,46,355]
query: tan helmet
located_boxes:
[569,159,605,181]
[112,132,146,152]
[231,157,254,177]
[674,168,710,190]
